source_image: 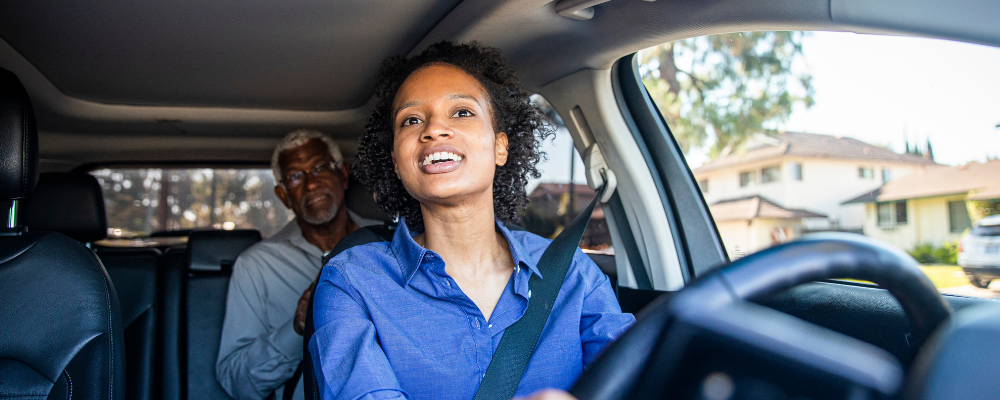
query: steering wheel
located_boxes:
[571,233,952,400]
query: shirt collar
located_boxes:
[280,220,324,259]
[390,217,542,286]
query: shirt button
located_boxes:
[475,320,481,328]
[444,280,451,289]
[528,290,532,299]
[488,324,492,329]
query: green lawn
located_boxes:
[840,265,968,289]
[918,265,968,289]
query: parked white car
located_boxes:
[960,214,1000,288]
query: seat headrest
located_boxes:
[186,229,261,272]
[345,174,391,223]
[0,68,38,200]
[22,172,108,242]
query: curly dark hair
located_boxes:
[353,41,553,233]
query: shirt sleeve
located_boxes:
[309,265,407,400]
[216,252,303,400]
[576,250,636,367]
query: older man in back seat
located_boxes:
[217,129,377,400]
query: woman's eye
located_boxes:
[452,109,474,118]
[401,117,422,127]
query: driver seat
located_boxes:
[0,68,125,400]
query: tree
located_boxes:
[926,138,935,161]
[639,31,815,158]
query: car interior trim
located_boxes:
[540,67,684,291]
[612,54,729,278]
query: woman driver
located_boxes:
[309,41,635,400]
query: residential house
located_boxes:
[693,132,938,256]
[523,183,610,250]
[843,160,1000,251]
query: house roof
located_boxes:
[842,160,1000,204]
[693,132,939,174]
[528,182,605,219]
[709,195,826,222]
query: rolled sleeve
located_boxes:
[217,254,303,400]
[310,266,407,400]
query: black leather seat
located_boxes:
[22,172,161,400]
[0,68,125,399]
[185,229,262,400]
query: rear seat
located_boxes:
[184,229,261,400]
[22,172,161,400]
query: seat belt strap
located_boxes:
[472,184,607,400]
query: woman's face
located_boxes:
[391,63,508,208]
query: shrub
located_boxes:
[908,240,959,265]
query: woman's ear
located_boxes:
[495,132,509,166]
[391,150,399,176]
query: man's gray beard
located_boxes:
[300,199,339,225]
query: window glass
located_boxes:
[739,171,755,187]
[949,201,973,233]
[761,166,781,183]
[639,31,1000,297]
[522,95,611,252]
[790,162,803,181]
[92,168,293,238]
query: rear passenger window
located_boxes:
[524,95,611,253]
[91,168,293,238]
[638,31,1000,297]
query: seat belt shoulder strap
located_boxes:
[473,185,606,400]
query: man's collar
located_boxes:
[391,217,541,287]
[280,219,324,259]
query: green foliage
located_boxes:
[908,240,959,265]
[639,31,815,158]
[967,198,1000,222]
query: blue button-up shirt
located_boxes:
[309,218,635,400]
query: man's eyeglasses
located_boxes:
[282,161,336,188]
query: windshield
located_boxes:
[639,31,1000,297]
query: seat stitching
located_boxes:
[21,90,28,195]
[88,249,115,397]
[64,370,72,399]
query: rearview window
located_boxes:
[91,168,293,238]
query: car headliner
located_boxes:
[1,0,996,169]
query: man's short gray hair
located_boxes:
[271,129,344,186]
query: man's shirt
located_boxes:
[309,218,635,400]
[217,213,377,400]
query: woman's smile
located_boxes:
[418,146,466,174]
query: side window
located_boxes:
[640,31,1000,297]
[521,95,611,252]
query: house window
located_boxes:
[739,171,756,187]
[882,168,892,183]
[949,201,973,233]
[790,162,803,181]
[761,166,781,183]
[877,200,908,227]
[697,179,708,193]
[895,200,907,224]
[859,167,874,179]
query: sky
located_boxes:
[529,30,1000,190]
[780,31,1000,168]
